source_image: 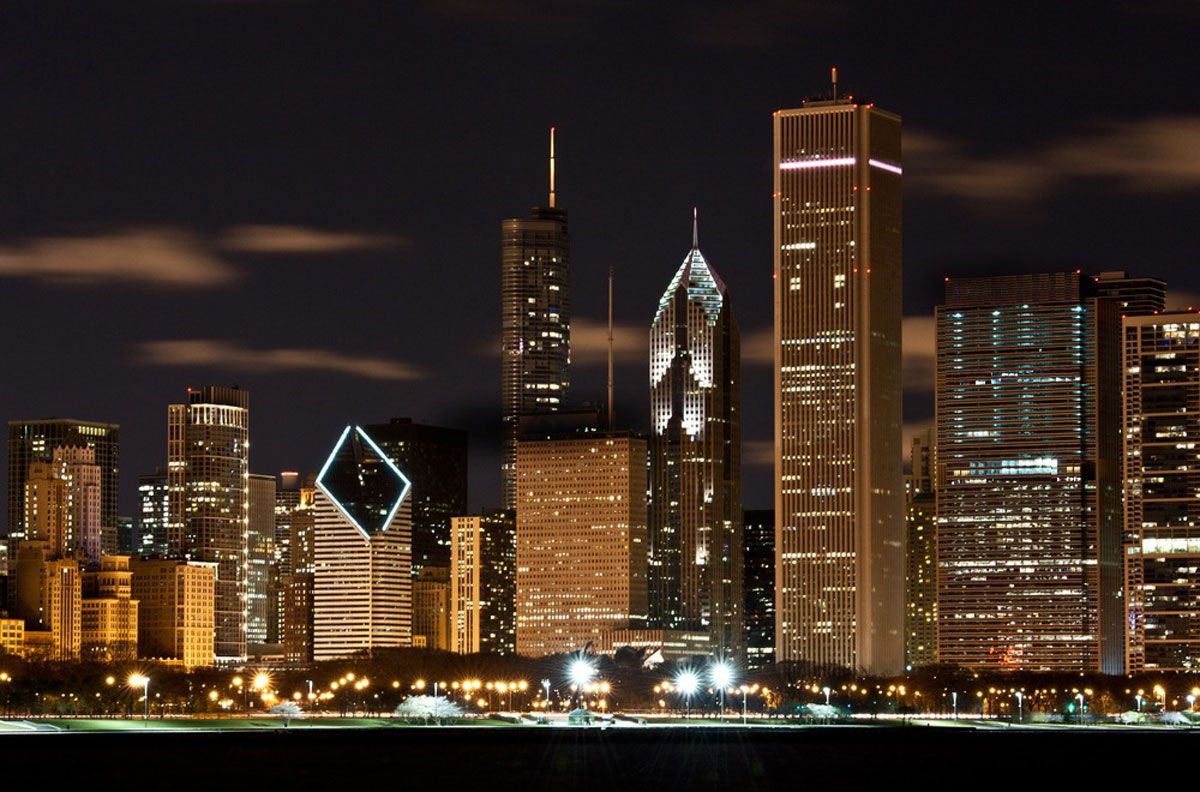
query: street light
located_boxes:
[1075,692,1086,725]
[568,657,597,709]
[709,662,734,718]
[822,686,831,706]
[675,669,699,720]
[128,674,150,721]
[738,684,759,725]
[1014,691,1023,724]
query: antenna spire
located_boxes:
[549,126,556,208]
[831,67,838,100]
[607,266,615,430]
[692,207,698,249]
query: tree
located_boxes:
[395,695,464,723]
[269,701,303,727]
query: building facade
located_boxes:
[81,555,138,662]
[515,431,648,657]
[312,425,413,661]
[13,541,81,661]
[362,419,467,576]
[649,215,742,660]
[773,95,904,674]
[167,386,250,662]
[742,509,775,670]
[1123,313,1200,671]
[136,469,170,557]
[7,419,119,552]
[935,273,1123,672]
[412,566,450,650]
[450,510,516,655]
[130,558,216,669]
[501,131,571,509]
[904,429,937,668]
[1094,270,1167,318]
[247,473,276,647]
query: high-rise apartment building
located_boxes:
[23,461,67,556]
[55,447,102,565]
[362,419,467,575]
[130,557,216,669]
[270,472,303,645]
[1122,313,1200,671]
[7,419,119,552]
[312,425,413,661]
[773,89,904,674]
[167,386,250,662]
[282,476,316,663]
[13,541,81,661]
[936,272,1123,672]
[450,510,516,655]
[247,473,276,647]
[137,469,170,557]
[81,555,138,661]
[515,430,648,657]
[904,429,937,669]
[649,215,742,659]
[1094,271,1167,318]
[742,509,775,670]
[501,130,571,509]
[412,566,450,650]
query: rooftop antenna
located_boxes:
[549,126,556,208]
[607,266,615,430]
[692,207,699,249]
[831,67,838,100]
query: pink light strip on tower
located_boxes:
[779,157,855,170]
[868,158,903,175]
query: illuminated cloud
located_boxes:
[0,227,233,287]
[743,439,774,467]
[908,117,1200,202]
[136,339,425,380]
[218,225,405,254]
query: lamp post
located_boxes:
[568,657,597,710]
[1075,693,1085,725]
[542,678,551,710]
[709,662,733,720]
[822,686,831,707]
[1135,693,1144,713]
[1014,691,1023,724]
[675,670,699,721]
[128,674,150,722]
[951,691,958,720]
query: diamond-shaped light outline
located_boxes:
[315,425,412,542]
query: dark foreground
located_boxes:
[5,725,1186,789]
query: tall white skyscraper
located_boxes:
[773,87,904,674]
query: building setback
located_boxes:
[450,510,516,655]
[312,425,413,661]
[1122,313,1200,671]
[515,430,647,657]
[7,419,119,553]
[167,386,250,662]
[935,272,1123,672]
[649,214,742,660]
[501,129,571,509]
[773,90,904,674]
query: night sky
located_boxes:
[1,1,1197,518]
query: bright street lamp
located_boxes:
[568,656,597,708]
[675,669,699,720]
[709,662,734,718]
[128,674,150,721]
[822,686,831,706]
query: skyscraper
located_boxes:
[1122,313,1200,671]
[1094,270,1167,317]
[136,469,170,557]
[361,418,467,575]
[54,447,102,566]
[773,86,904,674]
[7,419,119,551]
[312,425,413,660]
[247,473,276,648]
[501,129,571,508]
[515,430,647,657]
[649,213,742,659]
[167,386,250,662]
[450,510,516,655]
[935,272,1123,672]
[904,429,937,669]
[742,509,775,670]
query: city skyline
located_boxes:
[2,4,1198,519]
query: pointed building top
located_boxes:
[692,207,699,249]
